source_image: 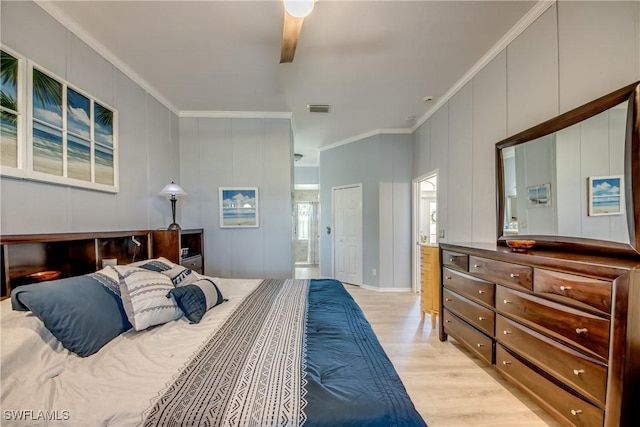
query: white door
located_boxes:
[333,185,363,285]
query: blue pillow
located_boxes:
[11,275,132,357]
[168,279,226,323]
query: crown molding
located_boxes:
[179,111,293,119]
[319,128,413,152]
[35,0,180,116]
[411,0,556,132]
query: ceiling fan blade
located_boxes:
[280,10,304,63]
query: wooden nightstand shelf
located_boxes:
[152,229,204,274]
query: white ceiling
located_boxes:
[44,0,538,165]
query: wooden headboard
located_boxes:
[0,230,151,300]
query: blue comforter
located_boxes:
[304,279,426,426]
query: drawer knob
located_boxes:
[449,257,454,262]
[445,319,451,323]
[560,285,572,292]
[503,330,512,335]
[478,290,485,294]
[503,299,512,304]
[474,264,480,268]
[445,276,452,280]
[509,273,520,278]
[476,343,484,348]
[445,298,452,302]
[576,328,588,335]
[502,360,511,366]
[571,409,583,416]
[573,369,585,375]
[478,316,486,321]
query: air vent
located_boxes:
[307,104,330,113]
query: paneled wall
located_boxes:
[319,133,413,289]
[178,117,293,279]
[0,1,178,234]
[413,0,640,246]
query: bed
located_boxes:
[1,258,426,426]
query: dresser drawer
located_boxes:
[469,256,532,290]
[443,288,495,336]
[496,286,610,360]
[443,309,493,364]
[496,345,604,427]
[181,254,203,273]
[534,269,612,314]
[443,267,495,307]
[442,250,468,271]
[497,315,607,406]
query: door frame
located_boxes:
[331,183,363,285]
[412,170,438,293]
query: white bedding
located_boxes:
[0,277,261,427]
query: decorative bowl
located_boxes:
[26,270,62,282]
[505,239,536,250]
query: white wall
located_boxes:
[413,0,640,244]
[0,1,178,234]
[178,117,293,279]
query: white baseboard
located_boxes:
[358,284,413,293]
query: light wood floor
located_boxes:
[344,284,560,427]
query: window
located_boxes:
[296,202,311,240]
[1,49,21,169]
[1,45,117,192]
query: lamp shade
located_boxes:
[159,182,187,198]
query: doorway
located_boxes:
[332,184,363,285]
[412,171,438,292]
[294,186,319,279]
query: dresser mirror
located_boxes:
[496,81,640,255]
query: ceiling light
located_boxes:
[284,0,314,18]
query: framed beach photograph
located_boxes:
[527,183,551,208]
[219,187,259,228]
[588,175,623,216]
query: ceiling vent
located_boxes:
[307,104,330,113]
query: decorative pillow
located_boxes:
[114,266,182,331]
[161,265,199,286]
[11,274,132,357]
[88,265,121,295]
[134,257,199,286]
[133,257,176,273]
[168,278,227,323]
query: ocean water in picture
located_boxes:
[33,122,63,176]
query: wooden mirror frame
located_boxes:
[495,81,640,256]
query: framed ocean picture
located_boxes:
[588,175,623,216]
[219,187,259,228]
[527,183,551,208]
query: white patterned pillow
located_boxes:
[114,266,182,331]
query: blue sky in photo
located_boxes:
[67,88,90,139]
[592,178,621,197]
[222,190,256,208]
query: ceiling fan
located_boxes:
[280,0,315,63]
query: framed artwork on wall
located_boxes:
[219,187,259,228]
[588,175,623,216]
[527,183,551,208]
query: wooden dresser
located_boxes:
[439,242,640,427]
[420,244,440,328]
